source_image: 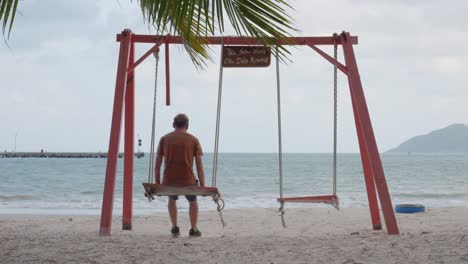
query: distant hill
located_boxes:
[387,124,468,153]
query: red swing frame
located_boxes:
[99,29,399,236]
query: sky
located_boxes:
[1,0,467,153]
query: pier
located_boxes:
[0,152,145,158]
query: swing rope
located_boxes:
[275,46,286,228]
[333,33,338,197]
[212,39,226,227]
[212,39,224,189]
[144,48,161,201]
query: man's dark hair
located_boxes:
[173,113,189,128]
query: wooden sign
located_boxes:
[222,46,271,67]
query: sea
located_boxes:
[0,153,467,215]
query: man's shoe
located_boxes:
[189,228,201,237]
[171,226,180,236]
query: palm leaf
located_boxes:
[0,0,18,38]
[138,0,297,68]
[2,0,296,68]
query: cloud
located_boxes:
[429,56,465,74]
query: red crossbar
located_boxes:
[117,34,358,46]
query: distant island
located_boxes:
[387,124,468,153]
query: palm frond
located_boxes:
[0,0,19,38]
[138,0,296,68]
[1,0,296,68]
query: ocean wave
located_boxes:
[0,194,38,202]
[395,193,467,199]
[80,191,100,195]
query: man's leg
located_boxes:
[188,200,198,230]
[168,197,178,227]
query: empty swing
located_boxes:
[276,41,340,227]
[142,47,226,226]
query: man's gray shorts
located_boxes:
[168,181,198,202]
[169,195,197,202]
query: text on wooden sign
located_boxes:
[222,46,271,67]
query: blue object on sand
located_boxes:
[395,204,425,213]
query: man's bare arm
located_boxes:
[195,155,205,187]
[155,155,163,184]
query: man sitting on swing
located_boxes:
[155,113,205,237]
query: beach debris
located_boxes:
[350,232,360,235]
[460,234,466,244]
[69,218,73,222]
[420,231,431,235]
[344,259,362,264]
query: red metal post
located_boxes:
[341,32,399,235]
[122,41,135,230]
[347,79,382,230]
[99,29,133,236]
[165,42,171,106]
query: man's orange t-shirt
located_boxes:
[157,131,203,186]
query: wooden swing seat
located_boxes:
[142,183,220,197]
[278,195,339,208]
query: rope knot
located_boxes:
[278,201,287,228]
[212,194,226,228]
[153,48,160,59]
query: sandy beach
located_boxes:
[1,207,467,264]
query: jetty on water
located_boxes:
[0,152,145,158]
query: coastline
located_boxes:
[1,207,467,263]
